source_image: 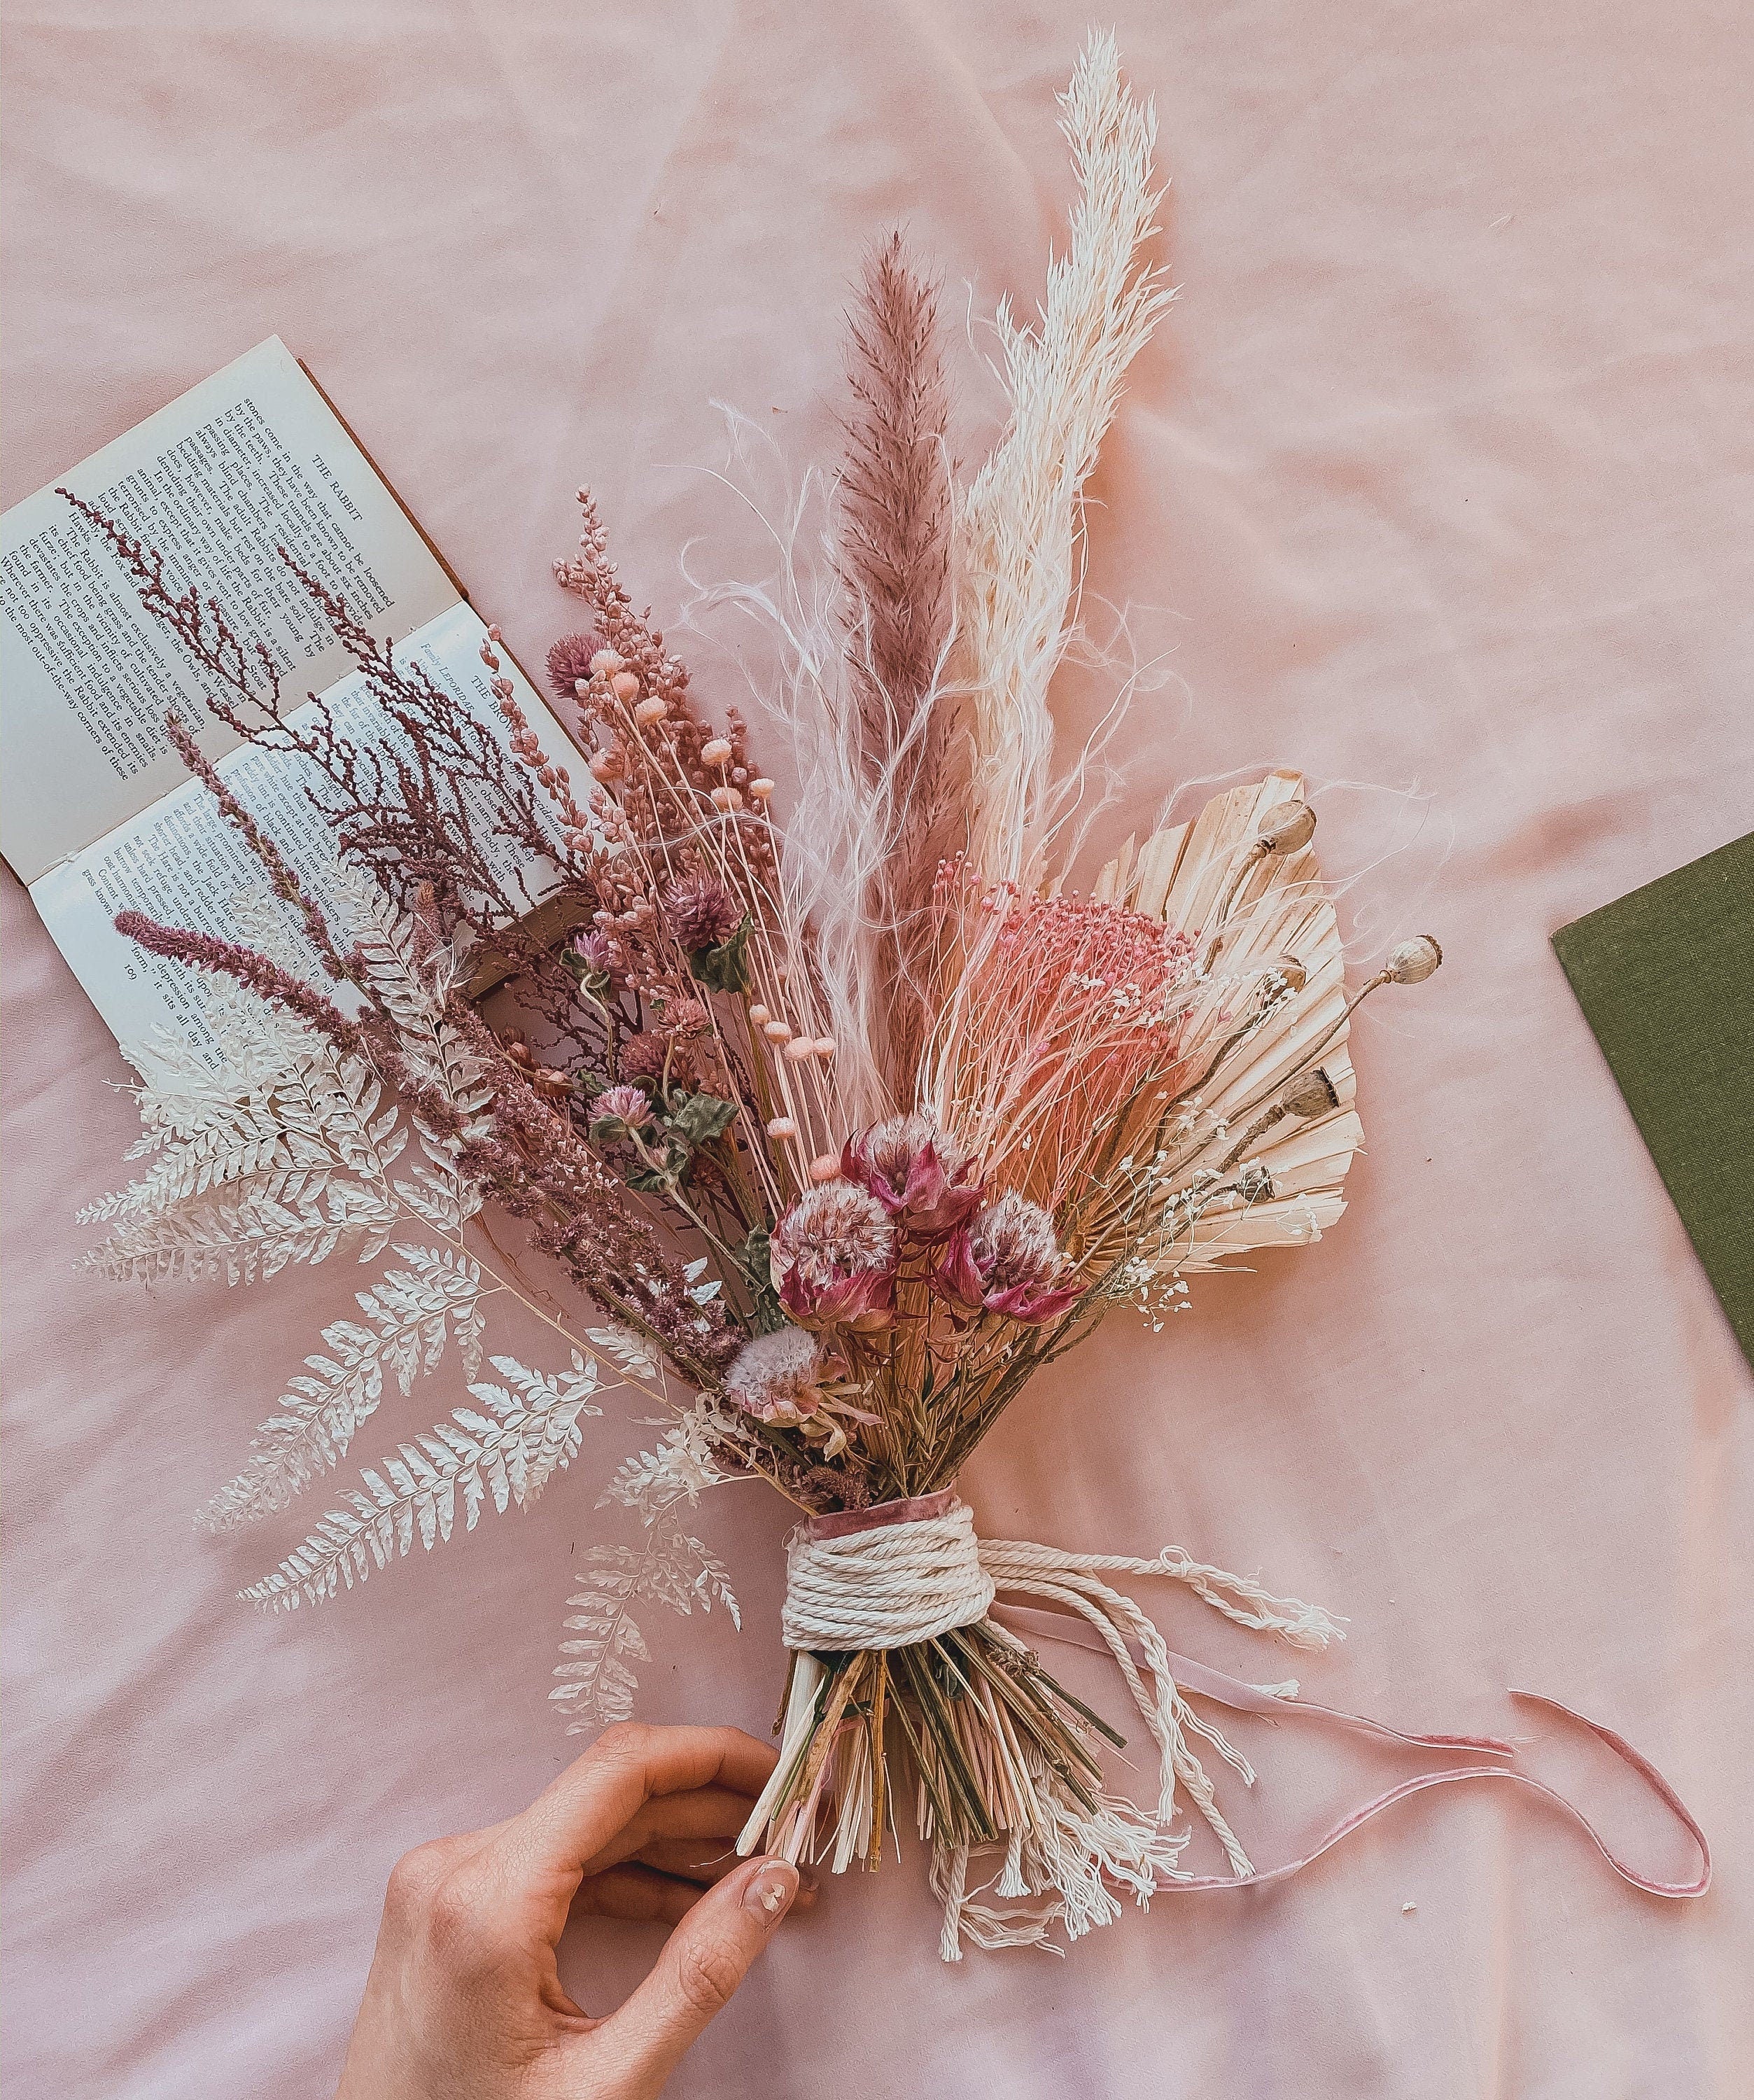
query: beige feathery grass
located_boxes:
[952,30,1174,891]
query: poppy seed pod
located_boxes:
[1256,800,1316,855]
[1385,934,1443,985]
[1278,1067,1340,1121]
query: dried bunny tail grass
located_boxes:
[952,29,1174,894]
[680,415,961,1133]
[839,230,953,772]
[838,233,966,1082]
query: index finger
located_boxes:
[498,1724,776,1912]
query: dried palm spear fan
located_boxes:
[73,36,1449,1957]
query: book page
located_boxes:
[0,337,459,885]
[29,603,570,1070]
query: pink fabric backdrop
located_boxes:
[4,4,1751,2094]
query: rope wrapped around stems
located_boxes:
[765,1489,1345,1898]
[781,1493,995,1649]
[755,1491,1709,1960]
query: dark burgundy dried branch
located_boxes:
[113,911,366,1055]
[69,489,778,1338]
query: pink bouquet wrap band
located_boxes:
[992,1602,1712,1901]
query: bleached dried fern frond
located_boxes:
[80,949,415,1286]
[196,1243,486,1532]
[332,867,492,1130]
[953,29,1174,891]
[549,1403,743,1728]
[241,1351,603,1611]
[552,1534,741,1730]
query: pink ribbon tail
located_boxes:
[988,1600,1711,1900]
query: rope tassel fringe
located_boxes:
[738,1492,1709,1959]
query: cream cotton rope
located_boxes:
[781,1498,996,1650]
[755,1491,1351,1954]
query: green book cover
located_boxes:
[1552,832,1754,1369]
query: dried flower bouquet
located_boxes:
[78,36,1452,1956]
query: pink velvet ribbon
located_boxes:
[990,1599,1712,1899]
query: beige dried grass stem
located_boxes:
[952,30,1174,892]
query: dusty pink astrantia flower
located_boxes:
[770,1180,897,1329]
[843,1113,981,1240]
[724,1326,825,1425]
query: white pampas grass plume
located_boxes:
[952,31,1174,892]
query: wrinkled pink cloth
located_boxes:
[3,4,1751,2096]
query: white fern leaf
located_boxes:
[549,1525,741,1733]
[83,976,416,1284]
[679,1534,741,1628]
[585,1324,661,1380]
[197,1245,485,1530]
[394,1125,484,1232]
[553,1557,653,1729]
[598,1402,736,1518]
[82,1181,400,1285]
[241,1350,601,1611]
[332,867,492,1129]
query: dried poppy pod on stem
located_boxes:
[1256,799,1317,855]
[1384,934,1443,984]
[1286,931,1445,1077]
[1206,800,1318,964]
[1216,1064,1340,1175]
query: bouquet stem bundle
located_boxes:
[737,1488,1345,1954]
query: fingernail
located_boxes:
[743,1861,799,1923]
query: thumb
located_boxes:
[590,1856,799,2094]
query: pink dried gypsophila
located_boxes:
[933,872,1200,1204]
[842,1114,981,1239]
[724,1326,826,1425]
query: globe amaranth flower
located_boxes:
[723,1326,827,1426]
[769,1179,897,1330]
[662,872,738,952]
[591,1083,653,1132]
[841,1113,981,1240]
[547,631,605,702]
[935,1189,1081,1325]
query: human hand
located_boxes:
[335,1722,809,2099]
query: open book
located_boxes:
[1,337,570,1063]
